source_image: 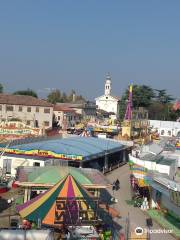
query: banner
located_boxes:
[0,127,40,136]
[0,147,83,161]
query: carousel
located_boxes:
[16,174,118,239]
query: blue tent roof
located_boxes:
[9,136,124,161]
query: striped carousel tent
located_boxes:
[16,174,101,227]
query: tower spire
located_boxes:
[104,73,112,96]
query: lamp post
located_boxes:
[104,150,108,173]
[63,113,68,131]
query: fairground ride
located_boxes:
[120,84,150,142]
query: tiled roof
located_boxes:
[56,101,96,109]
[53,105,76,112]
[0,94,53,107]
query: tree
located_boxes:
[66,90,85,103]
[61,92,67,103]
[75,94,85,102]
[169,109,180,121]
[131,85,155,108]
[152,89,174,120]
[119,94,128,120]
[119,85,155,120]
[0,83,3,93]
[119,84,176,121]
[47,89,61,104]
[14,89,38,98]
[148,101,165,120]
[154,89,174,104]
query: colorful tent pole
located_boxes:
[124,84,133,120]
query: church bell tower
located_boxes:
[104,73,112,96]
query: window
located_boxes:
[33,162,40,167]
[161,130,165,136]
[44,121,49,126]
[58,116,60,120]
[168,130,171,136]
[36,107,39,112]
[3,159,12,174]
[27,107,31,112]
[106,97,108,99]
[0,105,2,111]
[19,106,22,112]
[6,105,13,111]
[35,120,39,128]
[44,108,50,113]
[170,190,180,207]
[26,120,31,125]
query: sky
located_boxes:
[0,1,180,100]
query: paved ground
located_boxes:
[0,188,21,228]
[105,164,176,240]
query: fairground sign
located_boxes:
[0,121,40,136]
[0,148,83,161]
[0,127,40,136]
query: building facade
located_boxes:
[95,74,120,118]
[0,94,53,129]
[53,105,80,129]
[150,120,180,137]
[0,154,45,177]
[55,101,97,120]
[150,177,180,217]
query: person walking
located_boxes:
[115,179,120,190]
[112,181,116,194]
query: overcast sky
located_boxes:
[0,1,180,100]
